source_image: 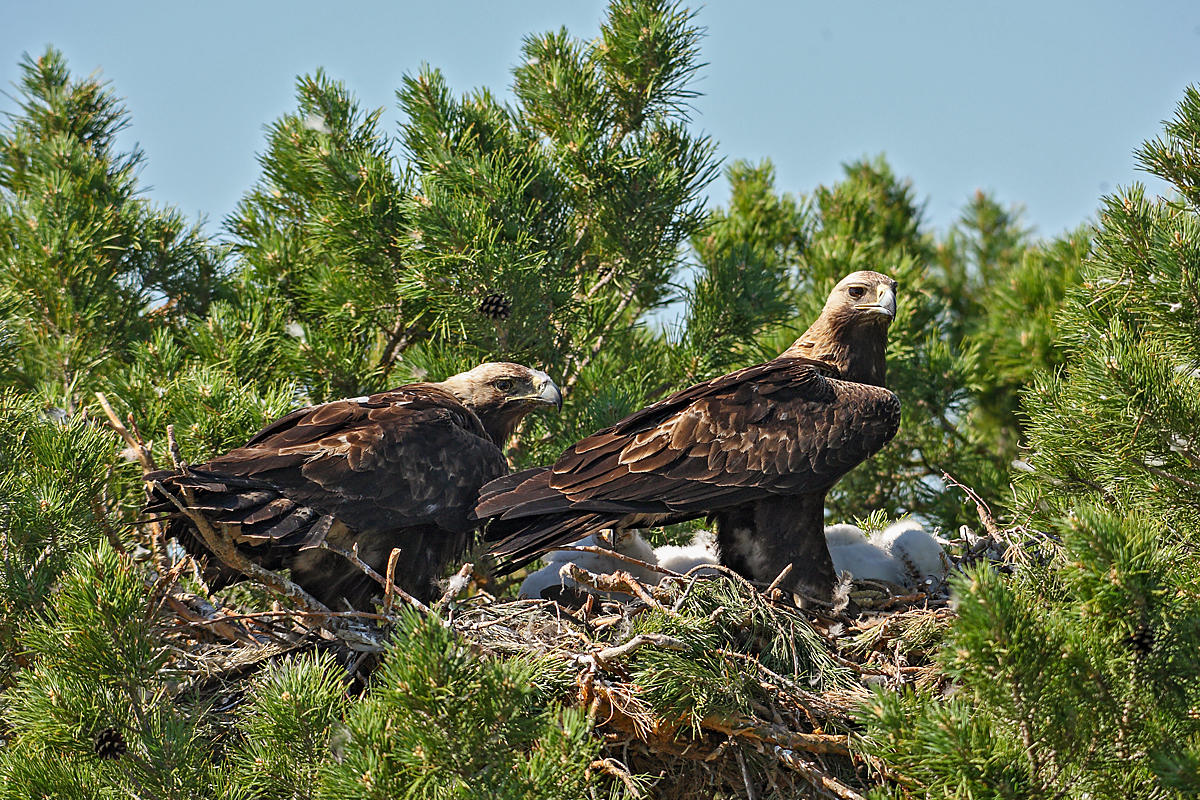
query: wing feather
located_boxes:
[485,358,901,559]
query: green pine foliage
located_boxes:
[13,4,1200,798]
[223,651,350,800]
[860,86,1200,800]
[0,49,223,412]
[319,610,598,799]
[0,392,116,682]
[0,542,223,796]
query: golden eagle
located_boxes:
[146,363,562,609]
[478,272,900,604]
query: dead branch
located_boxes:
[166,423,186,472]
[551,544,682,577]
[316,540,432,615]
[95,392,157,475]
[772,746,866,800]
[700,714,851,757]
[164,594,260,645]
[942,470,1001,538]
[90,497,130,558]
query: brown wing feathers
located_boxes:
[145,382,516,607]
[482,359,900,571]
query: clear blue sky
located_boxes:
[3,1,1198,239]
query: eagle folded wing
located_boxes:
[483,359,900,566]
[194,388,510,539]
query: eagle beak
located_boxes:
[532,372,563,410]
[855,284,896,319]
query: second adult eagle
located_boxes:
[146,363,561,609]
[478,271,901,604]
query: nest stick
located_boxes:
[383,547,401,615]
[735,747,759,800]
[561,564,675,615]
[772,746,867,800]
[317,540,431,615]
[765,563,793,594]
[551,544,681,577]
[583,633,687,665]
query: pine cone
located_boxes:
[95,726,128,760]
[478,293,512,320]
[1127,623,1155,659]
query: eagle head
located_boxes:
[435,362,562,444]
[781,270,898,386]
[827,270,897,325]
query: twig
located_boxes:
[383,548,401,615]
[90,497,130,558]
[766,563,793,595]
[565,281,639,392]
[434,562,474,614]
[179,608,392,624]
[144,555,190,623]
[589,757,643,799]
[773,746,866,800]
[941,471,1001,538]
[94,392,157,475]
[1142,463,1200,493]
[316,540,432,615]
[735,747,759,800]
[700,712,851,757]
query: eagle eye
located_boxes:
[494,379,515,392]
[847,285,866,299]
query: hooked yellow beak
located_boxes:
[855,284,896,319]
[529,370,563,410]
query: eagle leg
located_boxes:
[713,493,837,605]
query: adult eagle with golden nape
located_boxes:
[478,271,900,605]
[146,363,562,610]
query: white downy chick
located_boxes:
[653,530,721,577]
[867,519,946,584]
[518,530,659,602]
[824,524,907,584]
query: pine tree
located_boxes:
[0,49,223,413]
[861,86,1200,800]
